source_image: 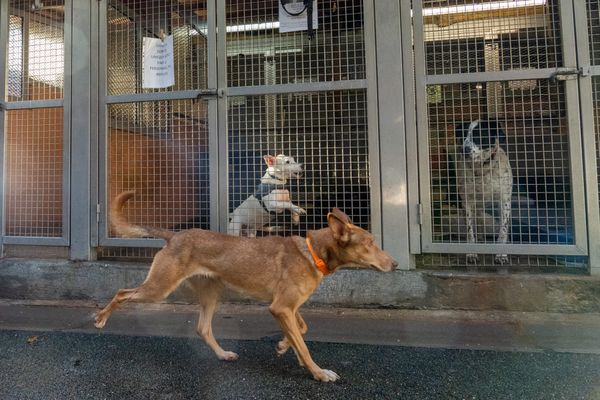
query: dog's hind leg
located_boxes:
[95,251,187,329]
[188,276,239,361]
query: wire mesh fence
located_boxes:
[226,0,365,87]
[423,0,562,75]
[227,89,370,237]
[415,0,585,269]
[4,107,64,237]
[7,0,65,101]
[107,0,208,96]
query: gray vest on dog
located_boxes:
[254,182,285,213]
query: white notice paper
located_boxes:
[142,35,175,89]
[279,1,318,33]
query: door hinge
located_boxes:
[96,204,101,223]
[417,203,423,225]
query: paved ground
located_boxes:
[1,300,600,399]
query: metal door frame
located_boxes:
[0,0,72,247]
[573,0,600,274]
[97,0,219,248]
[215,0,383,242]
[413,0,589,257]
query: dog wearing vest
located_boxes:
[455,120,513,264]
[227,154,306,237]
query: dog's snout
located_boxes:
[391,260,399,269]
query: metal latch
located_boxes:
[550,68,583,81]
[194,89,224,102]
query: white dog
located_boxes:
[228,154,306,237]
[456,120,513,265]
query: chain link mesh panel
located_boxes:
[7,0,64,101]
[4,108,64,237]
[227,90,370,237]
[226,0,365,87]
[423,0,562,75]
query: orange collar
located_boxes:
[306,237,330,276]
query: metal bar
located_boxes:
[364,0,383,246]
[422,243,587,256]
[89,0,100,248]
[401,0,420,264]
[3,236,69,246]
[5,99,64,109]
[207,0,218,232]
[226,80,368,97]
[374,0,411,269]
[98,0,109,242]
[98,237,165,248]
[559,0,588,256]
[413,0,435,251]
[69,0,95,260]
[105,90,217,104]
[588,65,600,76]
[573,0,600,275]
[217,0,228,233]
[21,12,29,101]
[425,68,558,85]
[0,0,9,248]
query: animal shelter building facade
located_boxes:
[2,0,600,279]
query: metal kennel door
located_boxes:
[98,0,219,250]
[576,0,600,275]
[218,0,382,241]
[413,0,588,259]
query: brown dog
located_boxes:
[95,191,398,382]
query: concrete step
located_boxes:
[1,299,599,355]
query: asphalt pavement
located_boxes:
[1,300,600,399]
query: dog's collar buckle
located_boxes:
[306,237,330,276]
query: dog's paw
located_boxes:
[291,213,300,225]
[217,351,239,361]
[494,254,509,265]
[296,207,307,215]
[466,254,479,264]
[313,369,340,383]
[276,339,291,356]
[94,314,106,329]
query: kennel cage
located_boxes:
[95,0,377,260]
[412,0,590,270]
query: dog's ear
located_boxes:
[263,155,276,166]
[327,208,353,246]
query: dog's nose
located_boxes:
[391,260,398,269]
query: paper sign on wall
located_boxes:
[278,1,318,33]
[142,35,175,89]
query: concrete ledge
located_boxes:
[1,258,599,313]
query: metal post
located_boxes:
[69,0,94,260]
[573,0,600,275]
[374,0,412,269]
[0,0,9,253]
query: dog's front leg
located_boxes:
[276,311,307,364]
[463,202,479,264]
[270,305,338,382]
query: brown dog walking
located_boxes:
[95,191,398,382]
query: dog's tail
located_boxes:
[110,191,175,241]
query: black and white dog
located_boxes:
[227,154,306,237]
[455,120,513,264]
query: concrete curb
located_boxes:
[1,258,599,313]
